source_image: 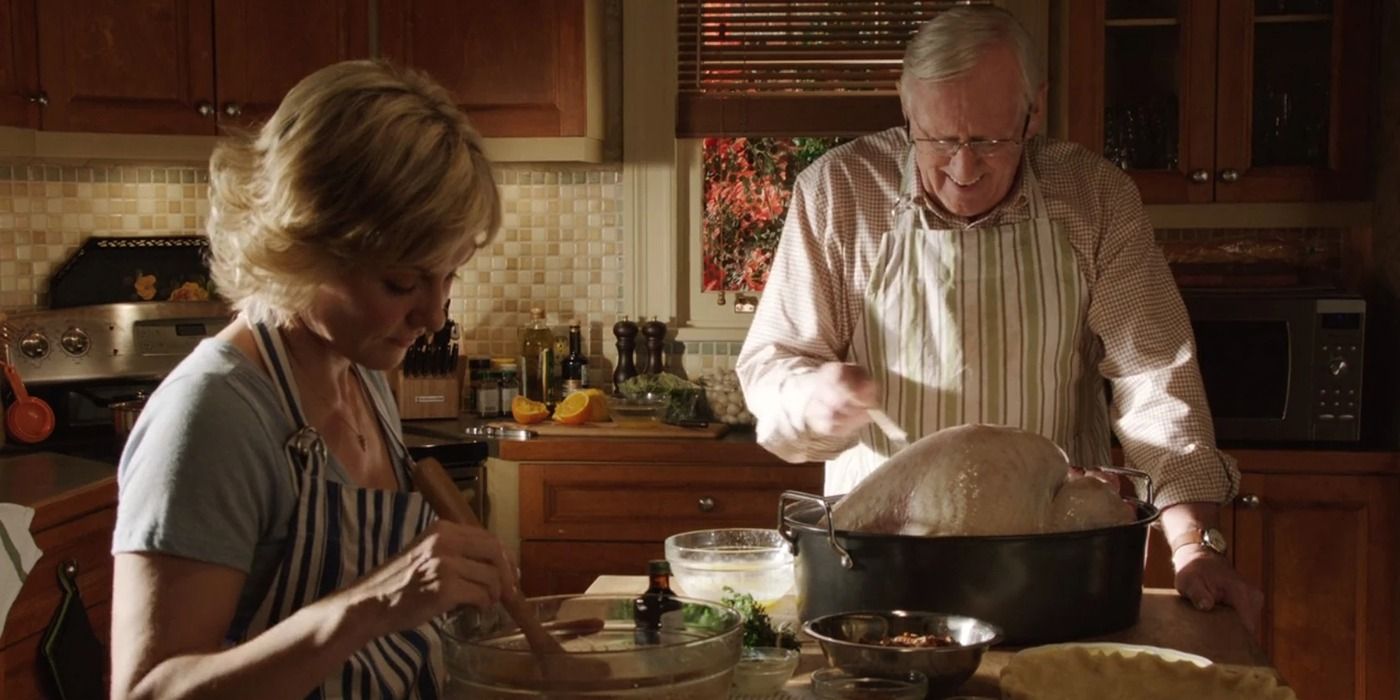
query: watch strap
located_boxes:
[1169,527,1226,555]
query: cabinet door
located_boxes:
[1066,0,1217,203]
[521,541,662,597]
[1233,473,1398,700]
[213,0,369,129]
[378,0,587,137]
[0,0,39,127]
[36,0,215,134]
[1214,0,1376,201]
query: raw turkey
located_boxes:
[830,424,1135,536]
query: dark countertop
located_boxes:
[0,451,117,530]
[400,414,809,465]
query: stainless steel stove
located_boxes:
[2,300,232,461]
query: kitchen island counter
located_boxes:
[586,576,1278,697]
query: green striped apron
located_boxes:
[829,148,1110,495]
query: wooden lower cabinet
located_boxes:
[521,541,663,598]
[517,460,823,597]
[1234,473,1398,700]
[0,489,116,699]
[1141,463,1398,700]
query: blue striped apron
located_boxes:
[239,322,444,699]
[829,147,1105,496]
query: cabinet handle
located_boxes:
[27,91,48,106]
[1219,168,1241,183]
[196,101,215,118]
[1189,169,1209,183]
[223,102,243,117]
[1236,494,1262,509]
[697,496,716,513]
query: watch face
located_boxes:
[1202,528,1227,554]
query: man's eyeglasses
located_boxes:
[907,110,1032,159]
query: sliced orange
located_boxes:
[582,388,610,421]
[553,391,592,425]
[511,395,549,425]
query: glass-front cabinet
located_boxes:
[1066,0,1376,204]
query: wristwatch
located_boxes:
[1170,527,1228,556]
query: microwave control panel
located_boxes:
[1311,302,1365,441]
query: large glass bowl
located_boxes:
[664,528,795,606]
[440,594,743,699]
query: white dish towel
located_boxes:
[0,503,43,635]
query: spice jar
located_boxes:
[465,357,491,414]
[474,371,501,418]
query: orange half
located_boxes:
[553,391,592,425]
[511,395,549,425]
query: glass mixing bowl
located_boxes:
[440,594,743,699]
[664,528,795,606]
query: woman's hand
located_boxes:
[334,519,516,640]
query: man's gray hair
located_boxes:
[901,5,1043,104]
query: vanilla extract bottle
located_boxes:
[561,320,589,394]
[633,559,682,645]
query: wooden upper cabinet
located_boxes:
[0,0,40,128]
[29,0,368,135]
[1066,0,1376,203]
[379,0,589,137]
[1232,472,1398,700]
[213,0,369,129]
[36,0,215,134]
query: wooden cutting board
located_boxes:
[487,420,729,439]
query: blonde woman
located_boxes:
[111,60,511,699]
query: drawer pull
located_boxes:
[697,496,716,513]
[1236,494,1262,509]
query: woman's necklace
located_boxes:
[333,410,369,452]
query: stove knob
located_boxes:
[60,327,90,356]
[19,330,50,359]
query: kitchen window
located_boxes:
[622,0,1046,336]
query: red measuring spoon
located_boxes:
[3,361,54,444]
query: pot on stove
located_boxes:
[110,394,146,440]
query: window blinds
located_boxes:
[676,0,988,136]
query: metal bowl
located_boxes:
[802,610,1001,698]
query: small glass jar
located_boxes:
[810,668,928,700]
[498,367,520,409]
[464,358,491,414]
[474,371,501,418]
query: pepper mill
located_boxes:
[612,315,639,391]
[641,316,668,375]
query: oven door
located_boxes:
[1184,295,1315,442]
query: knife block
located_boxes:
[388,368,461,420]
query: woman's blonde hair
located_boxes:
[900,5,1043,105]
[207,59,501,327]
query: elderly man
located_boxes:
[737,6,1262,628]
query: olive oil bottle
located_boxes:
[520,308,556,404]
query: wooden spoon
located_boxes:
[410,456,571,655]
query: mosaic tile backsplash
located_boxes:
[0,160,731,383]
[0,160,1351,387]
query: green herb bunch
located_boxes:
[720,586,799,650]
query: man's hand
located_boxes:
[1173,546,1264,634]
[802,362,879,438]
[1160,501,1263,634]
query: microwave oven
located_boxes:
[1180,289,1365,444]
